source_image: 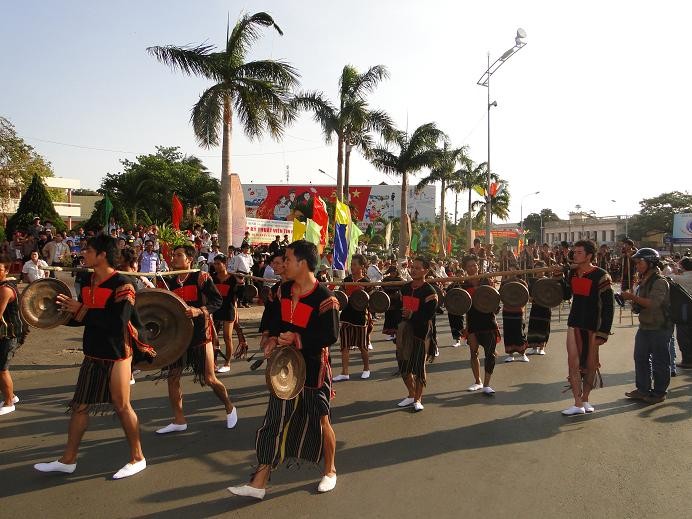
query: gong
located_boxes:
[20,278,73,329]
[133,289,193,370]
[369,290,391,313]
[334,290,348,310]
[472,285,501,314]
[445,287,472,316]
[266,346,306,400]
[531,277,564,308]
[500,281,529,307]
[350,289,370,312]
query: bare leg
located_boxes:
[321,414,336,476]
[0,370,14,405]
[223,321,234,367]
[203,343,234,414]
[60,406,89,464]
[402,373,415,397]
[340,347,350,376]
[249,464,271,489]
[566,328,584,407]
[468,335,481,384]
[414,378,424,402]
[582,333,599,403]
[360,347,370,372]
[110,359,144,463]
[166,371,186,425]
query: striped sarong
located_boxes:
[339,320,371,352]
[255,380,331,468]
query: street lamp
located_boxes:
[318,168,337,181]
[610,199,628,236]
[519,190,540,236]
[477,28,527,247]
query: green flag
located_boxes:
[103,193,113,231]
[347,223,363,269]
[305,218,322,246]
[410,232,419,252]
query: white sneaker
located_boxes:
[397,397,415,407]
[467,383,484,392]
[434,349,440,357]
[228,484,266,500]
[317,474,337,493]
[504,354,515,363]
[227,407,238,429]
[518,354,530,362]
[387,335,395,341]
[332,374,350,382]
[129,378,136,385]
[537,348,546,355]
[452,340,461,348]
[361,370,371,379]
[113,459,146,479]
[367,343,374,351]
[526,348,537,355]
[156,423,188,434]
[12,395,19,404]
[0,404,16,415]
[413,402,424,412]
[216,365,231,373]
[561,405,586,416]
[583,402,595,413]
[34,460,77,474]
[482,386,496,395]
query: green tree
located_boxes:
[1,116,55,208]
[522,208,560,241]
[471,179,511,228]
[6,174,65,235]
[369,123,445,258]
[628,191,692,240]
[416,141,468,257]
[448,158,490,247]
[293,64,392,201]
[147,12,298,250]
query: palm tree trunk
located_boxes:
[344,144,351,199]
[336,134,344,201]
[467,188,473,248]
[399,170,408,259]
[219,95,233,251]
[440,179,446,257]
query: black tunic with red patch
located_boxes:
[566,266,614,340]
[70,272,155,362]
[259,282,281,333]
[269,280,339,388]
[211,272,238,322]
[157,271,222,347]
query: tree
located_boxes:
[1,116,55,210]
[471,179,511,228]
[447,156,487,251]
[416,141,468,257]
[6,174,65,235]
[522,208,560,241]
[628,191,692,240]
[148,12,298,250]
[293,65,391,201]
[369,123,445,258]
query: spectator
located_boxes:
[268,235,282,255]
[367,257,383,282]
[42,235,70,278]
[29,217,44,239]
[22,251,49,283]
[241,232,251,249]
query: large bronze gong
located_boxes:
[266,346,306,400]
[20,278,73,329]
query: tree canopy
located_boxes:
[84,147,220,232]
[6,174,66,235]
[628,191,692,240]
[522,208,560,240]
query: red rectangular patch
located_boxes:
[174,285,198,303]
[81,287,113,309]
[402,295,420,312]
[345,285,361,297]
[215,284,230,297]
[571,277,593,297]
[281,298,312,328]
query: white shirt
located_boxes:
[367,265,383,282]
[231,253,254,274]
[139,250,160,273]
[22,259,49,282]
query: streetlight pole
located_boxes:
[477,28,527,248]
[611,199,629,237]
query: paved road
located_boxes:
[1,306,690,518]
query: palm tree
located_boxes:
[449,158,491,247]
[293,64,391,201]
[471,180,511,228]
[147,12,298,249]
[369,123,445,258]
[416,141,469,257]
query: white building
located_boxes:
[543,212,629,246]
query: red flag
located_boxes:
[311,195,329,245]
[172,194,183,230]
[447,235,452,254]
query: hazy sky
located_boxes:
[2,1,690,223]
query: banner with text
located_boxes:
[672,213,692,244]
[245,217,294,245]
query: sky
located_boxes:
[2,0,691,224]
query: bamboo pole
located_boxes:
[44,266,200,278]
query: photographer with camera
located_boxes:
[622,248,673,404]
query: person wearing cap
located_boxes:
[622,248,673,404]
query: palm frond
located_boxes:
[146,44,219,80]
[350,64,389,98]
[235,59,300,88]
[369,147,399,176]
[233,77,294,140]
[227,12,283,62]
[191,85,225,148]
[291,90,339,143]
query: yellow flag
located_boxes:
[305,219,322,246]
[292,219,306,241]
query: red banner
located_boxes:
[476,229,519,238]
[171,194,183,230]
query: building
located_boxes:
[543,212,629,246]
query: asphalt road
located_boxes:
[1,304,690,518]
